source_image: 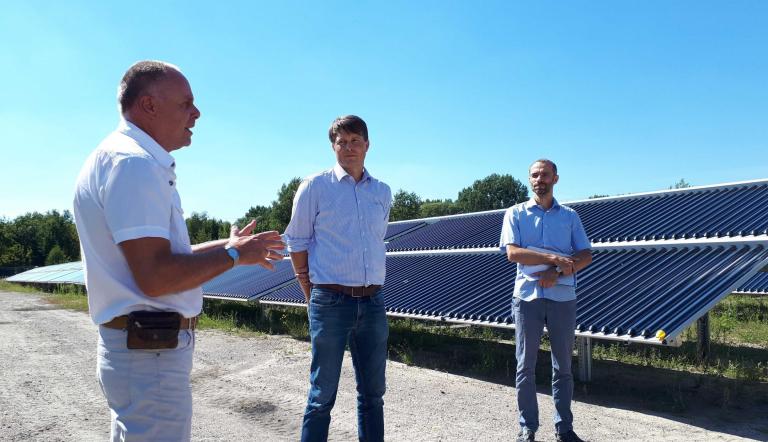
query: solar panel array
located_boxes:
[733,271,768,295]
[5,179,768,345]
[6,261,84,284]
[383,180,768,251]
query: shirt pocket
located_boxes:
[546,216,574,254]
[365,201,388,239]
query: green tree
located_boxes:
[186,212,231,244]
[456,174,528,212]
[45,245,69,265]
[670,179,691,189]
[390,190,423,221]
[236,177,301,233]
[270,177,302,232]
[235,205,272,232]
[419,199,461,218]
[0,210,80,267]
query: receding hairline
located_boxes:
[117,60,185,113]
[529,159,558,175]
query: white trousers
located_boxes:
[97,326,195,442]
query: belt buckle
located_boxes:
[350,286,364,298]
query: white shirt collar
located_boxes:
[118,118,176,169]
[333,163,371,182]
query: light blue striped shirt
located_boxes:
[284,163,392,286]
[500,198,591,302]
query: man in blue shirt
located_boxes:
[500,159,593,442]
[284,115,392,442]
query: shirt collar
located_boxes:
[333,163,371,183]
[525,197,560,211]
[118,118,176,169]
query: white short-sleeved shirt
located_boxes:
[73,119,202,325]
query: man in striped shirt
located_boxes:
[284,115,392,442]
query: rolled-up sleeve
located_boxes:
[284,179,315,252]
[499,207,520,250]
[104,157,172,244]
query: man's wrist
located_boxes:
[224,244,240,267]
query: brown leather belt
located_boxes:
[314,284,382,298]
[102,314,199,330]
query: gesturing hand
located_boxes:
[226,220,285,270]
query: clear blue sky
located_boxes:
[1,1,766,223]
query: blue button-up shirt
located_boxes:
[500,198,591,302]
[284,163,392,286]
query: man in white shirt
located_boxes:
[73,60,284,442]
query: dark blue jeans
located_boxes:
[301,287,389,442]
[513,297,577,434]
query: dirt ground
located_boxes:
[1,289,766,442]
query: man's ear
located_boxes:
[136,95,156,117]
[553,174,559,185]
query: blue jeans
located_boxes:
[513,297,576,434]
[301,287,389,442]
[97,326,195,442]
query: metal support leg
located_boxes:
[697,313,710,363]
[576,337,592,382]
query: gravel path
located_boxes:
[0,290,765,441]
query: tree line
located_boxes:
[1,175,693,273]
[0,173,530,271]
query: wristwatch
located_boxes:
[555,265,563,275]
[225,245,240,266]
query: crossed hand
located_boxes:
[534,255,575,288]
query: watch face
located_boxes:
[226,247,239,263]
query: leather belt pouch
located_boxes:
[126,311,181,350]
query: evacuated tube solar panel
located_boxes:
[387,213,504,251]
[202,259,295,300]
[376,244,768,342]
[384,221,426,240]
[572,183,768,243]
[737,271,768,293]
[572,245,768,338]
[258,282,305,304]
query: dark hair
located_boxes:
[117,60,178,113]
[328,115,368,142]
[530,158,558,175]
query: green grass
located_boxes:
[3,281,767,387]
[0,280,40,293]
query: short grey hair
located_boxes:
[117,60,179,113]
[530,158,558,175]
